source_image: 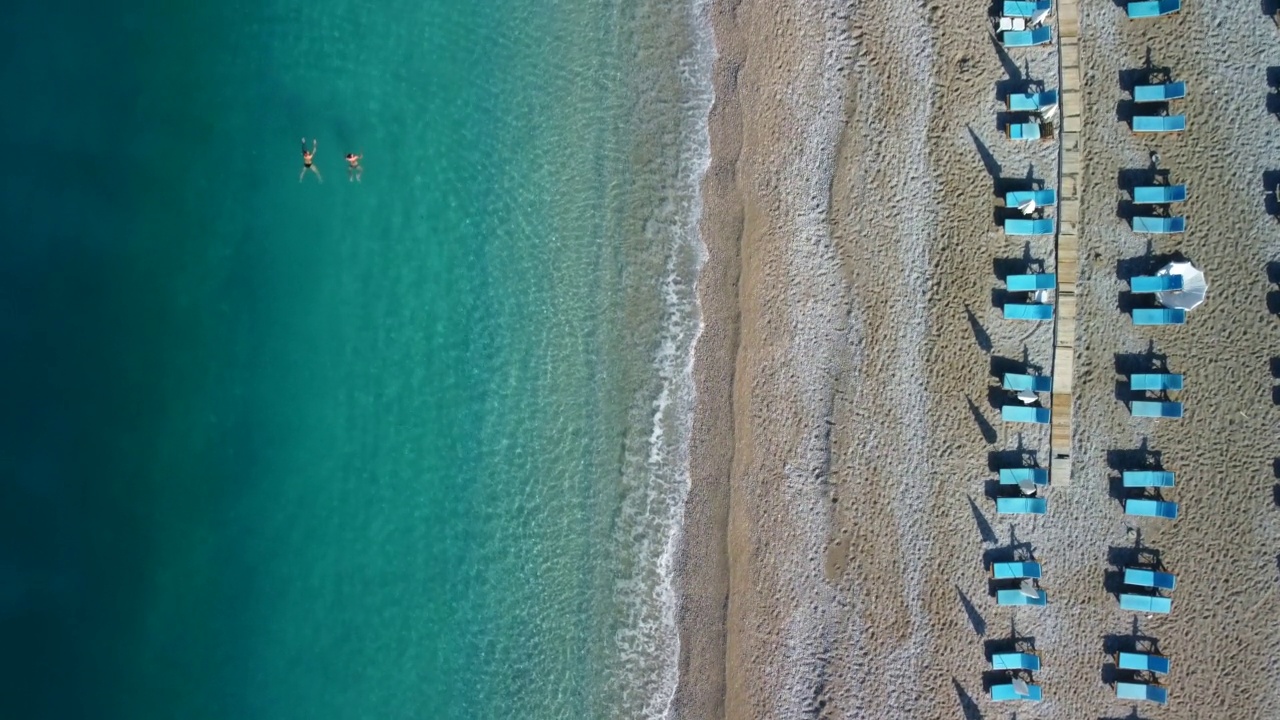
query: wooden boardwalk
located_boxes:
[1050,0,1081,485]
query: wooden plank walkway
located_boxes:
[1050,0,1081,485]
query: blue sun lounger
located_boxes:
[1131,400,1183,418]
[1129,275,1183,293]
[1006,273,1056,292]
[1002,405,1051,424]
[1005,189,1057,208]
[1132,184,1187,204]
[1120,593,1172,614]
[991,652,1041,671]
[1003,374,1052,393]
[1002,0,1053,18]
[991,682,1044,702]
[1132,115,1186,133]
[1130,373,1183,391]
[992,561,1043,579]
[1125,498,1179,519]
[999,467,1049,486]
[1004,304,1054,321]
[1005,218,1055,235]
[1006,121,1043,140]
[1117,651,1171,675]
[1132,308,1186,325]
[1007,90,1058,112]
[997,497,1048,515]
[1124,567,1177,590]
[1116,681,1169,705]
[1133,82,1187,103]
[1122,470,1176,488]
[1002,27,1053,46]
[1131,216,1185,233]
[1127,0,1181,18]
[997,587,1048,605]
[1136,183,1182,203]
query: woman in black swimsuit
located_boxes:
[300,137,321,182]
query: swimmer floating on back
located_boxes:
[346,151,363,182]
[300,138,321,183]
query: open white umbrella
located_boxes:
[1019,579,1040,598]
[1017,198,1038,215]
[1012,677,1032,697]
[1030,8,1051,27]
[1039,102,1059,121]
[1155,261,1208,310]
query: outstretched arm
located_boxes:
[312,139,318,155]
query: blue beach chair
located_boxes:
[1132,184,1188,204]
[1127,0,1181,19]
[1120,593,1173,614]
[1132,115,1186,132]
[1006,273,1056,292]
[997,587,1048,605]
[991,561,1043,579]
[1005,218,1055,235]
[1116,681,1169,705]
[998,467,1049,486]
[1001,405,1051,424]
[997,497,1048,515]
[1006,121,1043,140]
[1131,216,1186,234]
[1002,0,1053,18]
[1133,82,1187,103]
[1002,27,1053,46]
[1129,275,1183,293]
[1125,498,1179,519]
[1004,304,1054,321]
[1132,308,1186,325]
[1007,89,1058,112]
[1129,373,1183,391]
[1122,470,1176,488]
[991,682,1044,702]
[1005,189,1057,208]
[1124,567,1177,590]
[1003,373,1052,393]
[1131,400,1183,418]
[991,652,1041,671]
[1117,651,1171,675]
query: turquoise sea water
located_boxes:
[0,1,711,717]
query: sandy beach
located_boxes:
[675,0,1280,717]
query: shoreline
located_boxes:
[670,0,745,714]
